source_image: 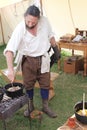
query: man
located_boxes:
[4,5,60,118]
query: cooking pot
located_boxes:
[74,101,87,124]
[4,82,24,99]
[0,87,4,101]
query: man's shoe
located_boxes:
[42,107,57,118]
[42,99,57,118]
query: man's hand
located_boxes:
[7,69,15,82]
[52,45,61,60]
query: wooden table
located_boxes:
[57,114,87,130]
[58,42,87,76]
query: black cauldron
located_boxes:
[74,101,87,124]
[4,82,24,99]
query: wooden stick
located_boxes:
[83,93,86,115]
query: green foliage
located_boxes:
[0,44,7,69]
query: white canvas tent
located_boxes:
[0,0,43,45]
[43,0,87,39]
[0,0,87,45]
[0,0,30,45]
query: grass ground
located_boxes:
[0,45,87,130]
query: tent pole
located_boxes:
[0,13,5,44]
[40,0,43,15]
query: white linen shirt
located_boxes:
[4,16,55,73]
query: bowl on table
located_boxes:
[74,101,87,124]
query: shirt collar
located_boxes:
[23,16,43,34]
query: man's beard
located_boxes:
[26,24,37,30]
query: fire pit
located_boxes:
[0,94,28,130]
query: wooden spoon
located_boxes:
[82,93,86,115]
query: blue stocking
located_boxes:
[26,89,34,99]
[40,88,49,100]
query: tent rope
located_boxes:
[68,0,76,29]
[40,0,43,15]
